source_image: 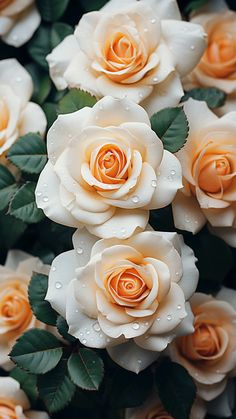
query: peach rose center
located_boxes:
[197,154,232,193]
[0,398,17,419]
[91,143,129,186]
[0,0,14,11]
[103,32,147,82]
[192,324,221,358]
[0,280,32,334]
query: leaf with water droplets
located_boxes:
[68,350,104,391]
[9,182,45,224]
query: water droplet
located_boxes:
[185,215,190,223]
[36,191,42,197]
[121,227,126,234]
[203,32,208,38]
[137,359,142,364]
[107,338,111,343]
[43,183,48,188]
[168,175,173,182]
[151,18,156,24]
[167,314,172,321]
[77,247,83,255]
[16,76,22,82]
[86,330,90,335]
[75,309,79,313]
[132,195,139,204]
[52,266,56,272]
[55,282,62,289]
[79,332,83,336]
[125,106,130,111]
[93,322,101,332]
[153,77,158,83]
[170,170,176,175]
[194,220,199,224]
[43,196,49,202]
[177,305,182,310]
[99,333,103,338]
[190,45,195,51]
[175,271,179,276]
[138,93,144,99]
[156,317,161,322]
[82,339,87,345]
[151,180,157,188]
[132,322,140,330]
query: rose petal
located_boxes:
[0,59,33,106]
[72,228,98,267]
[0,377,29,409]
[19,102,47,137]
[172,190,206,234]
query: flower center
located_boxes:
[192,323,221,358]
[198,155,232,194]
[0,399,17,419]
[0,0,14,11]
[91,143,129,185]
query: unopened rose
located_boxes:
[170,291,236,401]
[36,96,182,240]
[0,59,46,160]
[46,229,198,373]
[46,0,206,116]
[185,2,236,115]
[0,376,49,418]
[0,250,49,370]
[172,98,236,247]
[0,0,40,47]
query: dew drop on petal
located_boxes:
[93,322,101,332]
[36,192,42,197]
[132,195,139,204]
[190,45,195,50]
[177,305,182,310]
[52,266,56,272]
[77,247,83,255]
[137,359,142,364]
[151,18,156,24]
[171,170,176,175]
[43,196,49,202]
[167,314,172,321]
[151,180,157,188]
[55,282,62,289]
[82,339,87,345]
[132,322,140,330]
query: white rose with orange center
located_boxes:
[172,98,236,247]
[0,0,40,47]
[0,250,49,370]
[0,59,46,162]
[46,229,198,373]
[0,376,49,418]
[46,0,206,116]
[170,291,236,402]
[36,96,182,239]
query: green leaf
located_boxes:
[38,359,76,413]
[0,165,18,211]
[28,26,51,70]
[79,0,107,11]
[57,316,77,343]
[26,63,52,105]
[28,273,58,326]
[8,133,47,174]
[10,329,63,374]
[151,107,189,153]
[58,89,97,114]
[51,22,73,48]
[42,102,58,129]
[156,359,197,419]
[68,350,104,391]
[109,368,153,408]
[0,215,27,248]
[10,367,38,401]
[181,87,226,109]
[185,0,208,14]
[9,182,45,224]
[36,0,70,22]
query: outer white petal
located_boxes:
[0,16,13,35]
[107,341,159,373]
[36,162,79,228]
[1,0,34,16]
[2,4,40,47]
[177,237,199,300]
[19,102,47,137]
[148,150,182,209]
[0,377,29,409]
[161,20,206,77]
[87,208,148,239]
[183,98,218,136]
[4,249,31,270]
[172,191,206,233]
[209,226,236,248]
[47,35,80,90]
[26,411,50,419]
[216,287,236,311]
[46,250,78,317]
[141,72,184,116]
[72,228,98,267]
[0,58,33,105]
[101,0,181,20]
[207,380,235,418]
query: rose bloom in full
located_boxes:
[0,0,40,47]
[172,98,236,247]
[170,290,236,404]
[36,96,182,240]
[0,250,49,370]
[0,377,49,418]
[184,0,236,115]
[46,229,198,373]
[0,59,46,165]
[46,0,206,115]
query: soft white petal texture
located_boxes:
[177,238,199,300]
[36,162,79,227]
[207,380,235,418]
[47,35,81,90]
[107,340,159,373]
[0,58,33,105]
[1,0,34,16]
[172,191,206,234]
[2,4,40,47]
[46,250,78,317]
[161,20,206,76]
[4,249,30,271]
[19,102,47,137]
[217,287,236,311]
[0,377,29,409]
[182,98,218,136]
[26,412,50,419]
[101,0,181,20]
[0,16,13,35]
[87,209,148,239]
[72,229,98,267]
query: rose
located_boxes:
[46,228,198,373]
[184,1,236,116]
[0,376,49,418]
[172,98,236,247]
[0,0,40,47]
[125,396,206,419]
[0,59,46,160]
[46,0,206,116]
[169,291,236,401]
[0,250,49,370]
[36,96,182,239]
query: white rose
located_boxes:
[36,96,182,240]
[0,59,46,159]
[46,229,198,373]
[0,376,49,418]
[0,0,40,47]
[46,0,206,116]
